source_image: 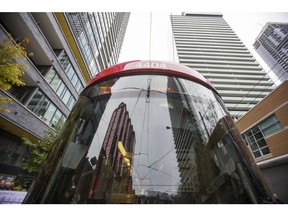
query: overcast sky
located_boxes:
[3,1,288,84]
[118,12,288,84]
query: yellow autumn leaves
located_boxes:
[0,35,31,113]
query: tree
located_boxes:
[21,122,63,173]
[0,35,30,113]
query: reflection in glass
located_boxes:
[24,75,270,204]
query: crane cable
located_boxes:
[149,12,152,61]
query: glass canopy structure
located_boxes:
[24,60,271,204]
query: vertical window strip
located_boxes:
[27,89,66,128]
[104,12,114,67]
[85,13,100,74]
[91,13,104,73]
[57,50,84,93]
[109,13,117,65]
[94,13,107,71]
[44,67,77,110]
[98,12,109,67]
[111,13,120,65]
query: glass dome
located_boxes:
[24,61,271,204]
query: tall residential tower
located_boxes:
[171,13,275,119]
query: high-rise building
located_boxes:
[60,12,130,77]
[253,22,288,83]
[0,12,130,189]
[171,13,275,119]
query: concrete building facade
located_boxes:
[171,13,275,119]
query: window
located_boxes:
[259,115,282,136]
[44,67,76,110]
[51,110,62,128]
[27,90,45,114]
[57,51,84,94]
[243,125,271,159]
[0,129,28,167]
[27,89,66,128]
[67,97,76,110]
[8,86,36,105]
[46,68,61,91]
[57,50,70,71]
[242,114,282,159]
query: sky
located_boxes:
[118,12,288,84]
[3,1,288,84]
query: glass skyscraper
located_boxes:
[253,22,288,83]
[171,13,275,119]
[63,12,130,77]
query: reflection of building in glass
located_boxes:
[253,22,288,83]
[140,191,172,204]
[167,78,204,203]
[166,77,258,203]
[103,102,135,176]
[89,103,136,203]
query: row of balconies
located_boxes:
[176,40,245,49]
[177,47,250,55]
[208,78,273,86]
[217,89,272,97]
[176,41,247,50]
[174,36,242,44]
[179,55,257,65]
[201,73,270,81]
[183,63,262,71]
[222,96,263,104]
[174,32,241,41]
[172,24,232,31]
[178,54,256,63]
[171,17,227,23]
[178,52,254,60]
[176,43,248,51]
[181,59,260,67]
[171,17,227,25]
[225,103,255,111]
[173,29,236,36]
[173,31,239,38]
[191,68,268,77]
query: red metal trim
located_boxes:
[86,60,216,92]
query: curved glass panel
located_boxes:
[24,75,270,204]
